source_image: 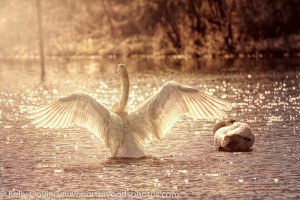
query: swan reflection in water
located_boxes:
[28,64,231,158]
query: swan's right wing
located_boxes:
[27,92,111,143]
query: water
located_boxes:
[0,59,300,199]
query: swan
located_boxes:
[213,118,255,152]
[28,64,232,158]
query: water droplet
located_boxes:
[52,89,58,94]
[205,174,220,177]
[54,169,63,173]
[178,170,188,174]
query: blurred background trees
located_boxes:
[0,0,299,58]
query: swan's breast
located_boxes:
[108,114,146,158]
[107,114,124,154]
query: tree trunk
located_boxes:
[36,0,46,82]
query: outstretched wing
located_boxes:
[27,92,111,143]
[128,81,232,141]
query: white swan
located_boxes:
[28,64,232,158]
[213,118,255,151]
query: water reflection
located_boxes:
[0,59,300,199]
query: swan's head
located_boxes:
[225,117,236,125]
[115,64,127,76]
[111,101,128,116]
[212,117,236,134]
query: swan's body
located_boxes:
[28,64,232,158]
[213,119,255,152]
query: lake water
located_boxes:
[0,58,300,199]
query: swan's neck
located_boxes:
[212,121,226,134]
[119,70,129,112]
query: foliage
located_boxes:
[0,0,299,57]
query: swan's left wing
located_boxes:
[128,81,231,141]
[27,92,111,143]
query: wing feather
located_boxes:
[199,96,218,118]
[128,81,232,140]
[27,92,111,143]
[39,103,68,128]
[56,102,72,128]
[49,103,70,128]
